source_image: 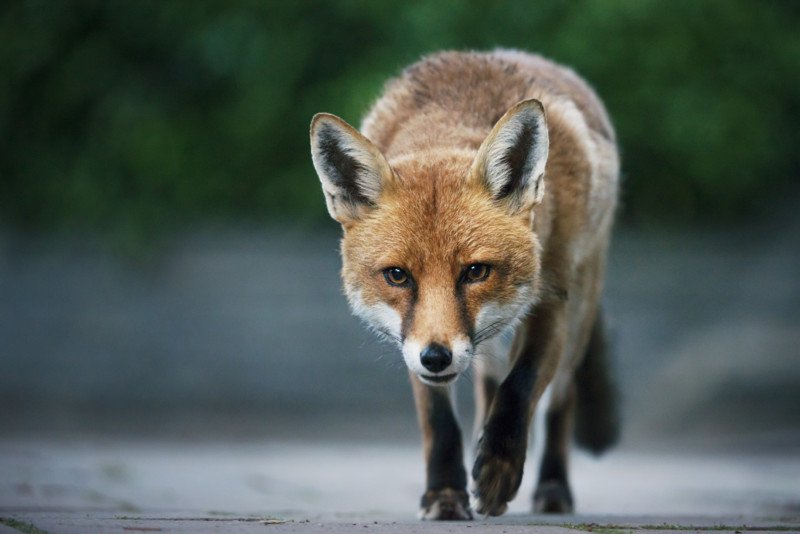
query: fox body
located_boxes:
[310,50,619,519]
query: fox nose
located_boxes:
[420,343,452,373]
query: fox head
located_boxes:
[310,100,548,386]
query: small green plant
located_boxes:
[0,517,50,534]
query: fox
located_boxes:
[309,49,620,520]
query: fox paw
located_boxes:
[419,488,472,520]
[471,438,525,516]
[533,480,573,514]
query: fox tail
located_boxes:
[573,309,621,455]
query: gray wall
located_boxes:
[2,208,799,446]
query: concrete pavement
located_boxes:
[1,437,798,533]
[3,513,799,533]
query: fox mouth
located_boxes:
[420,373,458,385]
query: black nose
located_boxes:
[420,343,452,373]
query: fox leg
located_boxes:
[410,373,472,520]
[533,380,576,513]
[472,300,566,516]
[533,307,619,512]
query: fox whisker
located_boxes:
[474,319,513,345]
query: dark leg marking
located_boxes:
[472,362,537,516]
[533,385,576,514]
[426,388,467,493]
[416,383,471,520]
[472,301,566,517]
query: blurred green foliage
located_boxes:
[1,0,798,244]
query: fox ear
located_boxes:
[470,99,549,212]
[310,113,392,225]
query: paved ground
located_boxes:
[1,437,799,533]
[2,514,798,533]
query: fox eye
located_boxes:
[384,267,410,287]
[462,263,491,283]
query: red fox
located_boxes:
[310,50,619,519]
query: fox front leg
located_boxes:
[471,302,565,516]
[410,374,472,520]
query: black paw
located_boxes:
[471,435,526,516]
[533,479,573,514]
[419,488,472,520]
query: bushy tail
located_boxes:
[573,310,620,455]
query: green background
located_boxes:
[2,0,798,247]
